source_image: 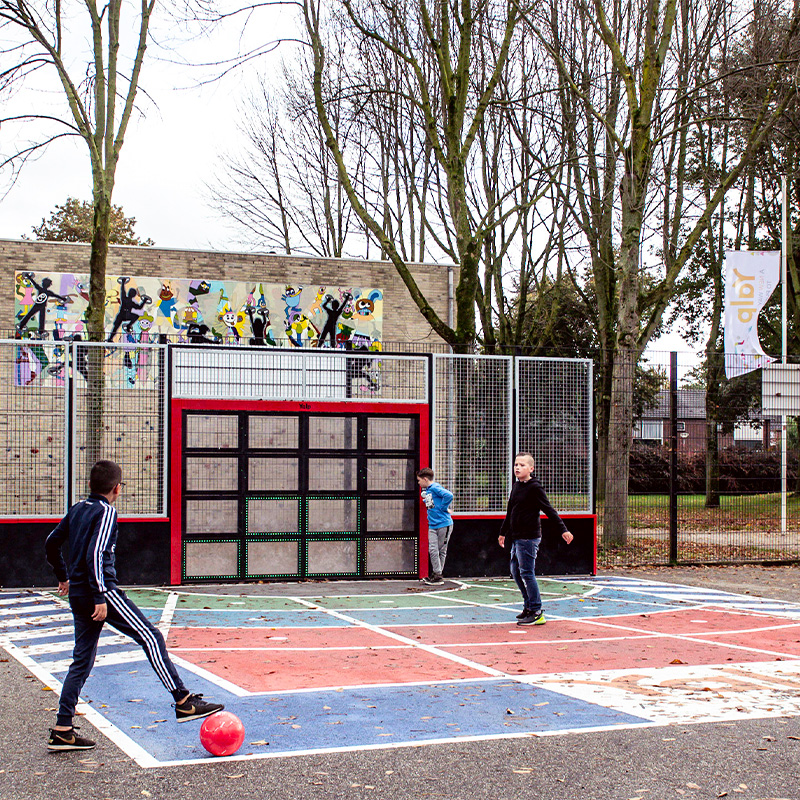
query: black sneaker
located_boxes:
[517,610,546,626]
[516,608,531,619]
[429,574,445,585]
[47,727,96,751]
[175,693,225,723]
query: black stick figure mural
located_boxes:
[187,324,219,344]
[319,292,352,348]
[246,305,275,347]
[16,273,70,336]
[107,277,152,341]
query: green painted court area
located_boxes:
[117,577,594,613]
[15,574,800,772]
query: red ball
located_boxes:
[199,711,245,757]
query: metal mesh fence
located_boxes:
[598,350,800,566]
[432,355,513,513]
[7,334,798,570]
[516,357,593,513]
[172,346,428,403]
[0,340,66,516]
[71,342,168,516]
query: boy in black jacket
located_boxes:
[45,460,224,751]
[498,453,573,626]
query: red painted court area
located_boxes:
[5,578,800,767]
[167,605,800,693]
[171,628,487,692]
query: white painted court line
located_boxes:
[586,576,800,614]
[169,654,252,697]
[0,612,72,629]
[37,650,149,672]
[0,596,40,605]
[226,675,501,698]
[157,592,180,637]
[150,720,658,767]
[0,637,160,768]
[0,597,47,608]
[171,644,409,652]
[555,612,800,662]
[290,597,510,679]
[3,624,75,641]
[18,632,133,657]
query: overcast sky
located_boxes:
[0,4,296,251]
[0,6,695,355]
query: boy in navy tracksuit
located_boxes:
[45,460,223,751]
[498,453,573,626]
[416,468,454,585]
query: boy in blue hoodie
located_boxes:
[416,468,454,585]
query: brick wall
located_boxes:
[0,239,454,345]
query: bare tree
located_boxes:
[1,0,158,341]
[676,0,800,503]
[531,0,800,544]
[1,0,162,466]
[212,39,373,256]
[303,0,528,350]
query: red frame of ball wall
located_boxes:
[169,398,431,585]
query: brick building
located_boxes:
[0,238,454,347]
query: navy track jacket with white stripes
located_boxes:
[46,494,119,604]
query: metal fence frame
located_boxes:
[515,356,594,514]
[432,354,514,515]
[171,345,429,404]
[11,337,796,568]
[598,349,800,567]
[68,341,170,517]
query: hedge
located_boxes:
[629,443,799,494]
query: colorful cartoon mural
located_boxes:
[13,272,384,388]
[14,272,384,349]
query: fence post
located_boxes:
[669,351,678,564]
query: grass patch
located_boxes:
[601,492,800,532]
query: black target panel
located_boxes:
[181,410,419,581]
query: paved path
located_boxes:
[2,569,800,800]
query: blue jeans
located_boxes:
[509,537,542,612]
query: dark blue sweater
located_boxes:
[45,494,119,603]
[498,476,568,542]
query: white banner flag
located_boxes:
[724,250,780,379]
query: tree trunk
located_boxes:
[594,348,614,503]
[604,346,636,546]
[85,196,111,470]
[705,350,723,508]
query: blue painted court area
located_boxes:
[3,576,800,767]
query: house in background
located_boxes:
[633,389,775,453]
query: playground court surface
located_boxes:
[3,568,800,799]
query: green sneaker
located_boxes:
[517,610,545,626]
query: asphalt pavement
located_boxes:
[2,566,800,800]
